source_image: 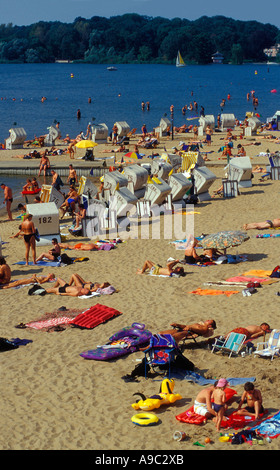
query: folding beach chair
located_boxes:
[253,329,280,361]
[211,332,246,358]
[144,334,178,378]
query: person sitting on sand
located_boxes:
[137,259,184,277]
[45,277,90,297]
[237,382,264,421]
[2,273,55,289]
[159,320,217,343]
[35,238,61,262]
[0,256,11,285]
[243,218,280,230]
[22,179,34,192]
[184,236,202,264]
[193,384,218,420]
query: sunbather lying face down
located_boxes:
[159,320,217,343]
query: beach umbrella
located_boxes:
[75,140,98,149]
[124,152,141,159]
[198,230,250,253]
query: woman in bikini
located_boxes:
[35,238,61,263]
[243,218,280,230]
[21,214,37,265]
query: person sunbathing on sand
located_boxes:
[67,273,111,292]
[45,277,90,297]
[137,259,184,276]
[243,218,280,230]
[59,241,98,251]
[159,320,217,343]
[2,273,55,289]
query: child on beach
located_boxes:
[211,378,228,431]
[237,382,264,420]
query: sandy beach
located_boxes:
[1,125,280,452]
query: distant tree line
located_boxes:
[0,14,279,65]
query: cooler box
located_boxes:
[26,202,60,246]
[169,173,192,201]
[228,157,252,188]
[193,167,216,201]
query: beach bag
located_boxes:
[0,337,18,351]
[34,228,40,242]
[28,284,46,296]
[60,253,73,265]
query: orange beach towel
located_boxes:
[188,288,239,297]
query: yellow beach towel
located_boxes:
[241,269,272,278]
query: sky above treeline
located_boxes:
[2,0,280,29]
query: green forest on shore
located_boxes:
[0,14,279,65]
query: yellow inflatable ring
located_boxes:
[131,412,159,426]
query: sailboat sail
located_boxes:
[176,51,186,67]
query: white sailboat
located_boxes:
[176,50,186,67]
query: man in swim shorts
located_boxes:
[0,183,13,220]
[227,323,271,341]
[45,277,90,297]
[193,385,217,419]
[160,320,217,343]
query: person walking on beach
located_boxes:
[67,164,78,186]
[0,183,13,220]
[38,151,50,177]
[21,214,37,266]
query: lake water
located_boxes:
[0,62,279,142]
[0,62,279,202]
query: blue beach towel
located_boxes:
[13,260,60,267]
[250,410,280,438]
[170,369,255,386]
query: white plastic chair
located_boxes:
[253,329,280,361]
